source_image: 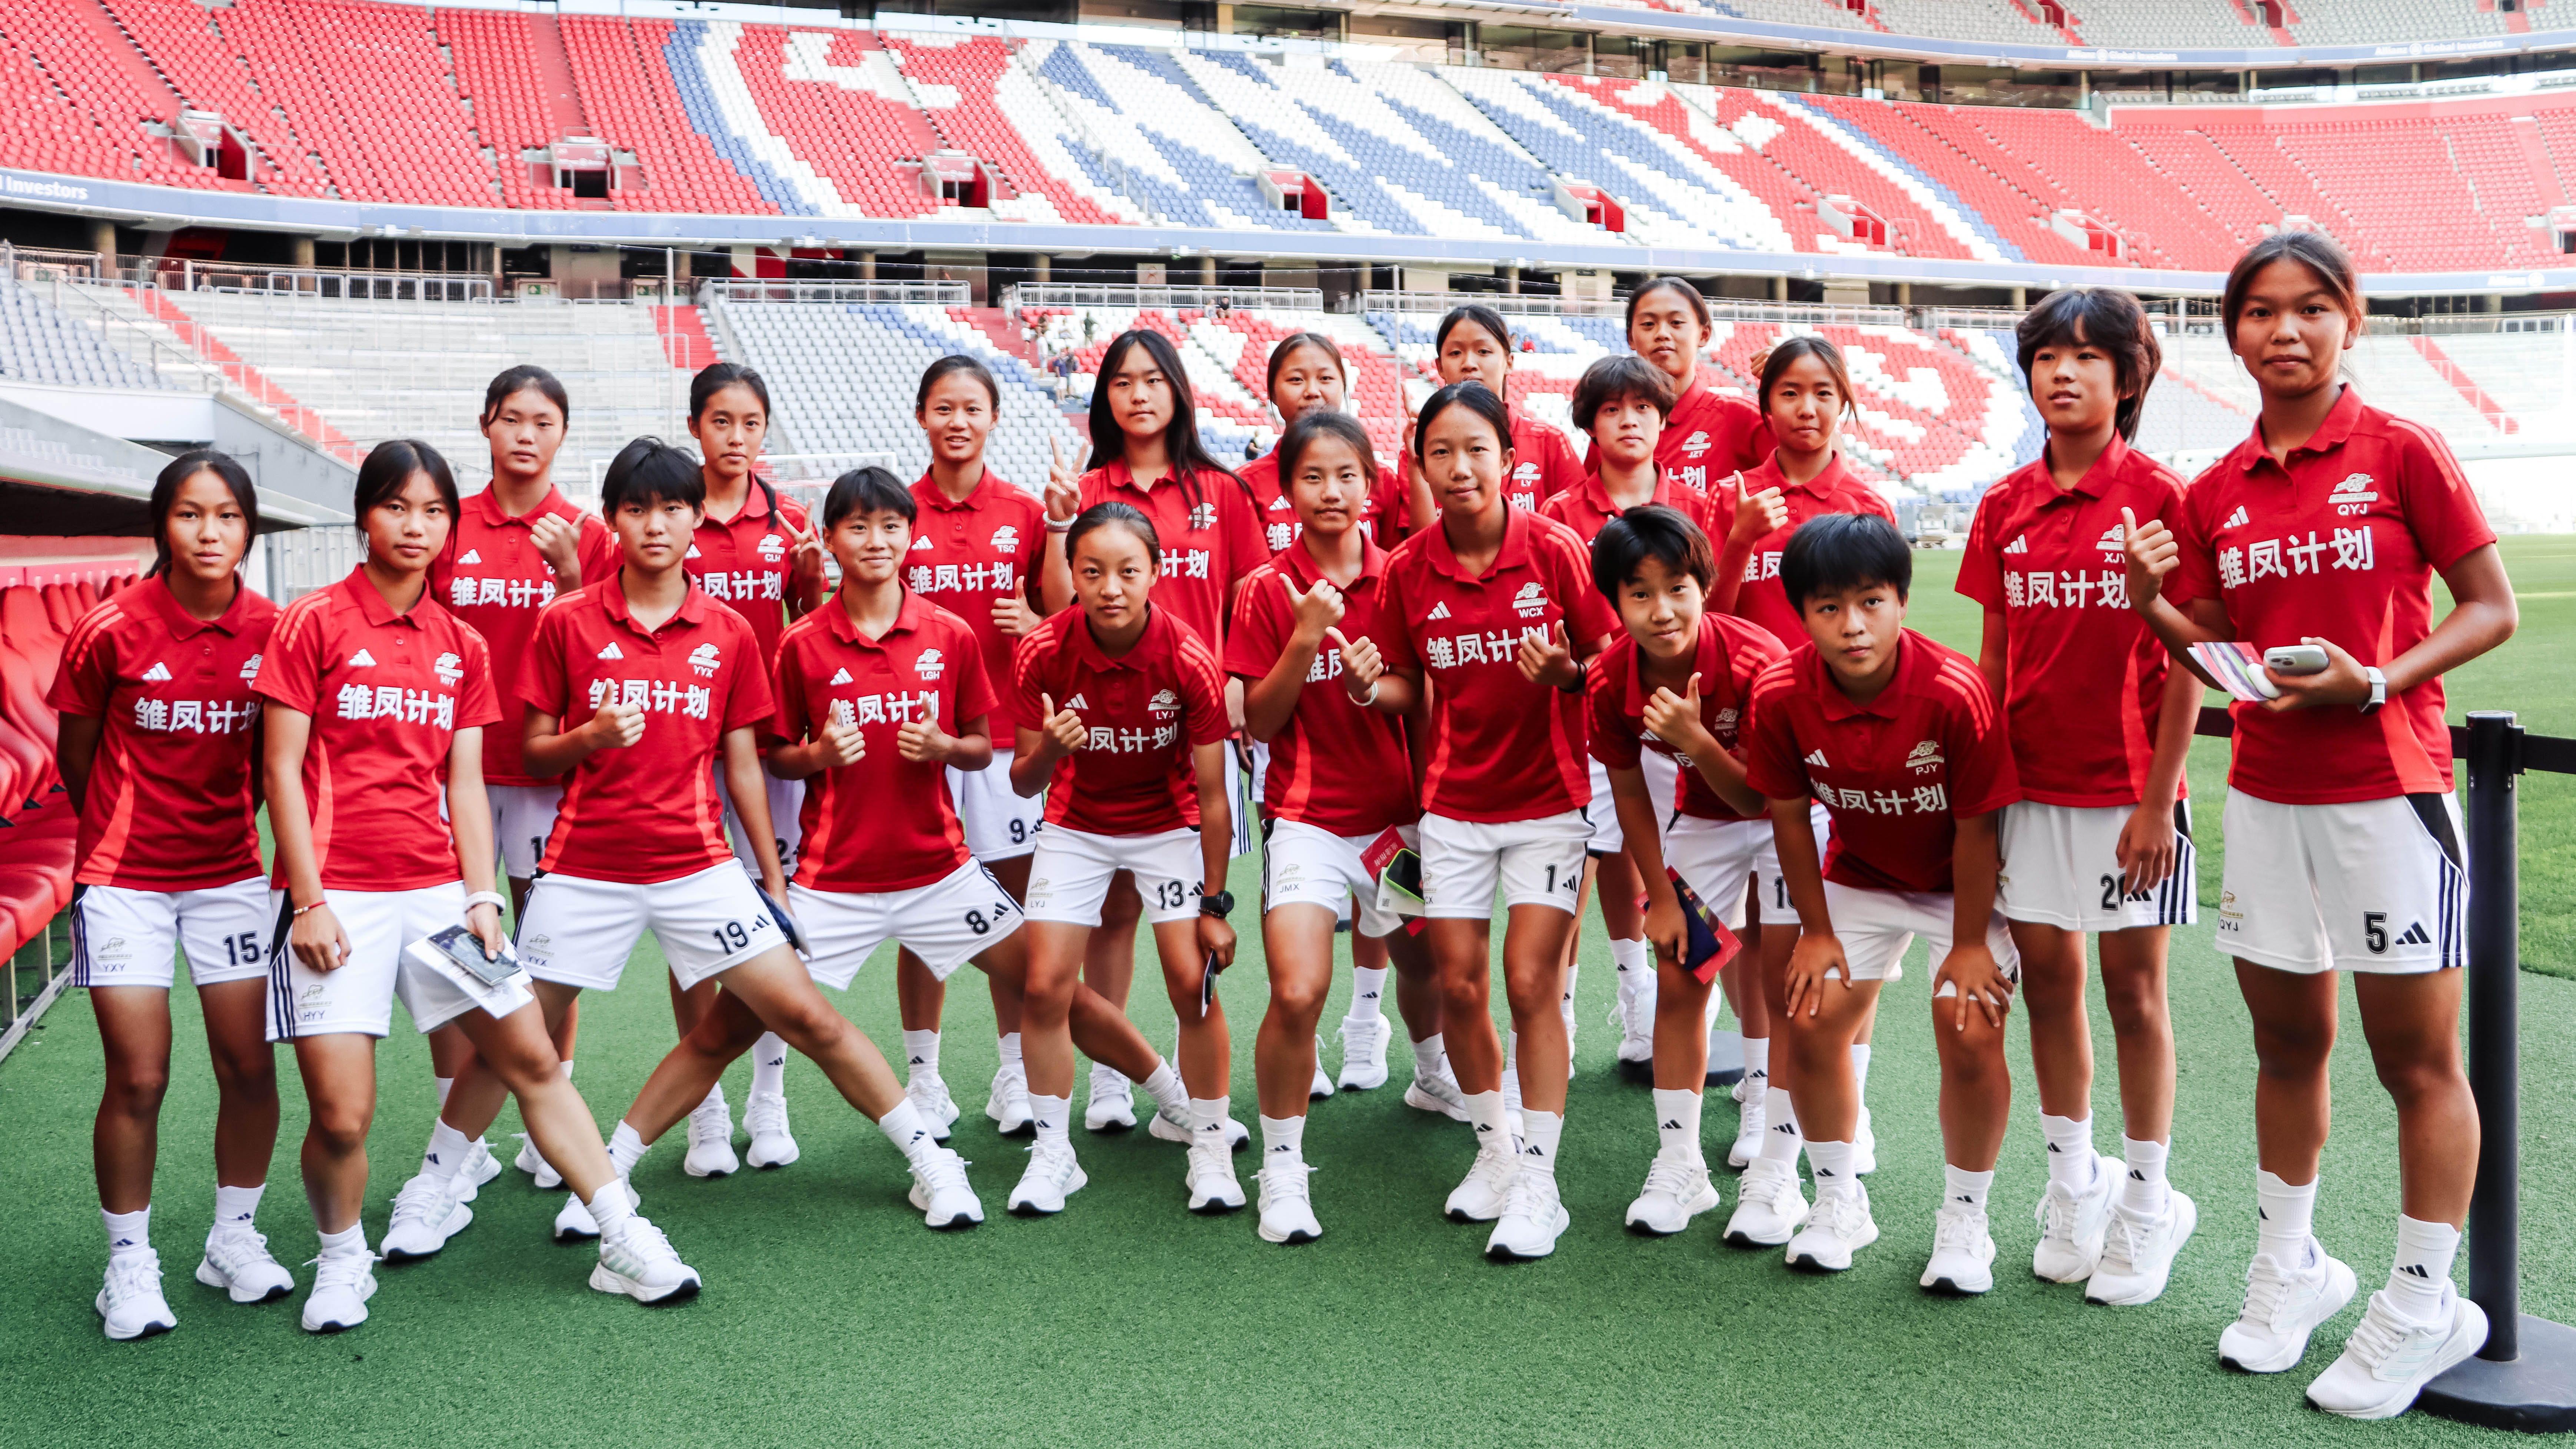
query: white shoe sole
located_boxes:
[1486,1209,1570,1261]
[2307,1301,2489,1419]
[95,1292,176,1341]
[1259,1219,1322,1244]
[1007,1164,1087,1216]
[2221,1256,2360,1374]
[1625,1187,1720,1237]
[1922,1247,1997,1295]
[746,1138,800,1170]
[1724,1212,1801,1249]
[195,1257,293,1305]
[2088,1192,2198,1306]
[381,1203,471,1262]
[1788,1222,1879,1273]
[683,1153,738,1179]
[300,1304,368,1333]
[1402,1083,1470,1123]
[910,1181,985,1229]
[589,1262,701,1305]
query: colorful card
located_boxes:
[1667,868,1745,983]
[2188,641,2283,704]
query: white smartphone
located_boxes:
[2264,644,2331,676]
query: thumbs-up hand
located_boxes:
[2120,505,2178,611]
[817,715,865,768]
[1284,573,1345,642]
[1039,691,1087,755]
[1328,626,1383,702]
[1729,482,1788,546]
[1517,619,1580,690]
[1642,672,1710,754]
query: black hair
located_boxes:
[687,360,788,532]
[2016,288,2161,443]
[600,437,707,516]
[1085,328,1248,522]
[1572,353,1676,431]
[146,448,259,578]
[822,465,916,531]
[916,354,1001,413]
[1754,335,1856,421]
[1782,512,1911,610]
[1276,410,1377,493]
[1625,276,1712,335]
[1413,379,1512,463]
[1590,504,1712,602]
[1434,303,1513,358]
[1066,501,1160,570]
[480,364,569,429]
[2222,229,2362,344]
[1264,332,1346,404]
[353,440,459,534]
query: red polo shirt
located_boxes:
[1539,465,1717,547]
[1237,448,1401,554]
[1583,377,1771,500]
[255,570,501,892]
[1010,605,1230,837]
[2165,387,2497,804]
[685,481,810,665]
[1587,611,1787,823]
[1077,460,1268,650]
[1373,506,1619,823]
[49,576,276,890]
[520,578,775,884]
[1505,410,1585,514]
[1721,450,1899,647]
[1958,436,2196,807]
[1224,536,1416,837]
[430,485,614,786]
[907,469,1045,734]
[1743,631,2018,894]
[774,593,997,893]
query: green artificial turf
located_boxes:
[1,541,2570,1449]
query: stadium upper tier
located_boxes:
[4,1,2575,279]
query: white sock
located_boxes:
[608,1121,649,1180]
[1741,1036,1770,1093]
[103,1205,151,1259]
[1519,1109,1564,1178]
[586,1179,634,1235]
[2387,1215,2461,1323]
[2256,1168,2318,1266]
[1189,1096,1231,1143]
[901,1029,940,1085]
[1349,967,1388,1022]
[1139,1060,1188,1119]
[1462,1089,1513,1156]
[2041,1112,2097,1190]
[1849,1043,1872,1096]
[1259,1113,1306,1163]
[562,1060,574,1081]
[1759,1084,1804,1164]
[877,1099,935,1168]
[750,1033,788,1101]
[1504,1029,1519,1076]
[1807,1137,1858,1197]
[1652,1087,1703,1166]
[211,1183,264,1239]
[1560,963,1579,1018]
[1944,1163,1995,1215]
[316,1223,367,1259]
[422,1119,472,1181]
[434,1075,454,1111]
[997,1032,1023,1077]
[1610,937,1649,991]
[698,1082,728,1116]
[1412,1033,1446,1083]
[1030,1093,1072,1149]
[2120,1136,2171,1216]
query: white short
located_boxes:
[1820,879,2021,990]
[1263,819,1412,938]
[72,878,271,989]
[517,863,789,993]
[950,747,1046,862]
[264,881,537,1041]
[1024,825,1206,927]
[1662,817,1765,932]
[723,768,806,880]
[1999,800,2198,933]
[1584,758,1626,855]
[1751,801,1833,921]
[1419,809,1591,919]
[488,783,564,882]
[1641,751,1681,831]
[2216,791,2466,975]
[790,862,1023,989]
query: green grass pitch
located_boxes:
[1,538,2569,1448]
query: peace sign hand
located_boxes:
[1045,436,1082,524]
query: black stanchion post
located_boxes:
[2421,711,2576,1433]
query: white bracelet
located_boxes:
[465,891,508,913]
[1347,679,1380,707]
[1044,515,1074,534]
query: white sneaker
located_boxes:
[1336,1016,1390,1091]
[1309,1036,1337,1101]
[554,1190,601,1242]
[1725,1109,1765,1172]
[1611,978,1656,1067]
[2031,1154,2119,1284]
[1007,1141,1086,1215]
[196,1230,295,1304]
[513,1133,563,1190]
[1786,1184,1879,1272]
[1725,1157,1809,1248]
[1083,1069,1137,1132]
[683,1094,739,1178]
[907,1075,962,1143]
[591,1215,701,1304]
[2220,1242,2359,1373]
[1147,1104,1251,1151]
[2306,1287,2489,1420]
[379,1173,473,1262]
[1403,1068,1470,1123]
[907,1146,984,1229]
[1444,1144,1520,1223]
[1486,1168,1569,1260]
[2087,1189,2197,1306]
[744,1092,798,1169]
[456,1138,502,1202]
[1185,1134,1246,1213]
[96,1251,176,1340]
[985,1064,1033,1137]
[1256,1160,1322,1244]
[1920,1203,1997,1295]
[1852,1107,1878,1176]
[1730,1075,1749,1104]
[1625,1149,1719,1236]
[299,1251,378,1333]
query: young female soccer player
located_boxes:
[1400,306,1584,523]
[1230,411,1453,1244]
[675,362,827,1176]
[504,439,965,1237]
[1339,380,1618,1262]
[2123,232,2516,1418]
[429,365,610,1193]
[889,357,1052,1141]
[51,451,287,1338]
[260,440,696,1332]
[1011,504,1242,1215]
[1740,513,2020,1290]
[1040,330,1264,1133]
[1958,288,2203,1305]
[1621,277,1770,500]
[1582,505,1788,1237]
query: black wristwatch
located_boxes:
[1199,890,1235,919]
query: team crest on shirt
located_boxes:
[459,549,482,565]
[758,535,788,562]
[990,525,1021,554]
[1512,461,1542,485]
[239,654,263,682]
[1148,688,1179,717]
[1712,706,1739,732]
[1906,740,1944,775]
[1680,430,1712,458]
[1512,582,1550,619]
[688,642,722,678]
[2094,524,2128,559]
[911,536,936,552]
[1187,502,1218,532]
[915,648,945,681]
[434,652,464,687]
[141,662,172,682]
[2331,473,2379,516]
